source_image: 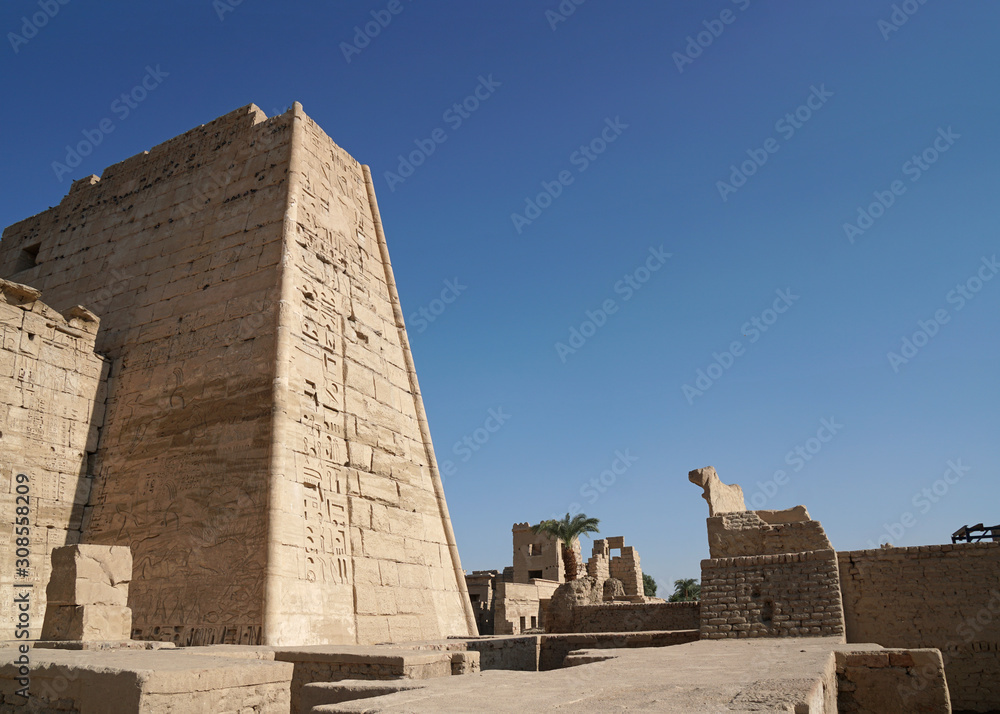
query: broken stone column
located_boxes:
[40,545,132,641]
[587,539,610,581]
[688,466,746,516]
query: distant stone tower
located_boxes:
[0,103,477,645]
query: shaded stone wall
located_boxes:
[0,282,108,638]
[839,543,1000,712]
[700,550,845,640]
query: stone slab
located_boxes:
[0,648,292,713]
[314,638,864,712]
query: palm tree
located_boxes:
[530,513,600,581]
[669,578,700,602]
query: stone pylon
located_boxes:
[0,103,477,646]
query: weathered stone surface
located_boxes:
[755,506,810,524]
[688,466,746,516]
[41,603,132,641]
[45,544,132,607]
[603,578,625,601]
[544,576,602,634]
[0,648,293,713]
[0,103,476,646]
[835,648,950,713]
[313,638,853,712]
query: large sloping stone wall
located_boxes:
[0,103,475,646]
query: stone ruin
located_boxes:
[39,545,132,643]
[466,523,661,636]
[0,100,995,713]
[689,465,1000,712]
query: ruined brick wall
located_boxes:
[608,546,642,597]
[700,550,845,639]
[568,601,699,633]
[0,102,475,645]
[707,511,832,559]
[838,543,1000,712]
[0,282,107,638]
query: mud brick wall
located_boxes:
[0,282,108,639]
[700,549,845,639]
[0,102,475,646]
[838,543,1000,712]
[835,649,950,714]
[569,601,699,633]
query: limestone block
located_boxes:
[755,506,810,524]
[45,544,132,606]
[41,604,132,641]
[689,466,746,516]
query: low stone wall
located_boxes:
[700,549,845,640]
[273,648,454,714]
[568,602,699,633]
[839,542,1000,712]
[835,649,950,713]
[462,636,540,671]
[538,630,699,670]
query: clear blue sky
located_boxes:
[3,1,999,592]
